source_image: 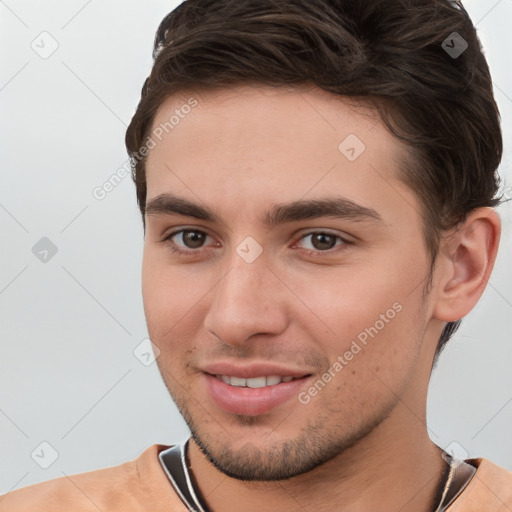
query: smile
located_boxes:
[215,375,300,388]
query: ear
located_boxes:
[432,207,501,323]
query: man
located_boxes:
[1,0,511,510]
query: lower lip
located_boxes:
[204,374,310,416]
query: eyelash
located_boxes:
[160,229,352,258]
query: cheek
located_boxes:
[286,263,423,378]
[142,250,188,312]
[142,251,182,335]
[286,265,403,335]
[313,309,421,421]
[141,250,213,344]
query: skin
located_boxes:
[142,84,500,512]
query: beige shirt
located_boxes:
[1,444,512,511]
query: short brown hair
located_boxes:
[125,0,503,363]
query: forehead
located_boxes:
[148,84,386,161]
[144,84,419,227]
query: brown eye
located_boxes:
[299,232,344,252]
[181,230,206,248]
[162,229,214,255]
[310,233,338,250]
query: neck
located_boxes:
[187,405,447,512]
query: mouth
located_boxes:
[202,370,313,416]
[212,374,306,388]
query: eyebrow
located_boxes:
[145,193,384,227]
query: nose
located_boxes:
[203,248,289,347]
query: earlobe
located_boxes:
[433,208,501,322]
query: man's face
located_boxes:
[142,85,436,480]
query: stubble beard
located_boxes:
[167,381,396,481]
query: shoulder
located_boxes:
[448,457,512,511]
[0,444,187,512]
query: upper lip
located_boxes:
[200,361,313,379]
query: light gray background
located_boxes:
[1,0,511,493]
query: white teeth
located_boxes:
[266,375,282,386]
[247,376,267,388]
[230,376,247,387]
[217,375,298,387]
